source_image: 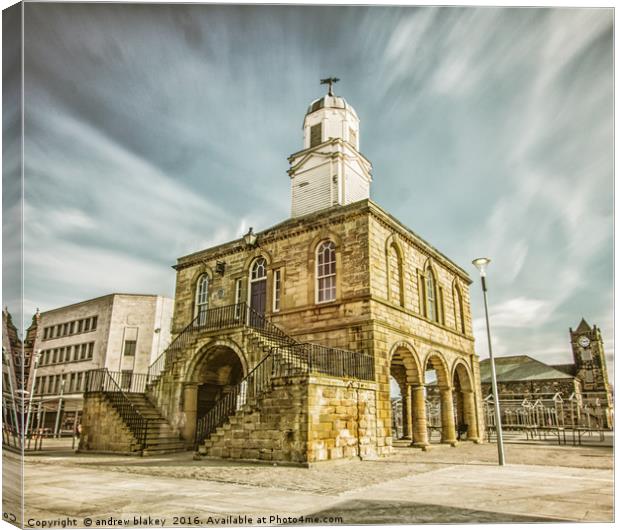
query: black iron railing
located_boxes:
[306,343,375,381]
[85,369,149,451]
[194,352,275,448]
[193,304,375,447]
[147,313,204,383]
[148,304,248,383]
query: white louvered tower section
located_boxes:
[288,90,372,218]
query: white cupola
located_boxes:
[288,80,372,218]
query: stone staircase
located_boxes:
[123,394,186,454]
[82,303,373,458]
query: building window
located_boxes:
[454,284,465,334]
[273,269,281,312]
[251,258,267,281]
[234,278,243,318]
[316,240,336,303]
[387,244,404,306]
[425,269,438,323]
[88,342,94,360]
[310,123,322,147]
[123,340,136,357]
[195,274,209,318]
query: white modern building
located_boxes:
[32,293,173,432]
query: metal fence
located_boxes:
[484,392,612,445]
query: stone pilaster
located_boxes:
[182,383,198,442]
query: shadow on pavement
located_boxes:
[305,499,570,524]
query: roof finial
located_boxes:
[320,77,340,97]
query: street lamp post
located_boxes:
[472,257,506,466]
[54,377,66,438]
[25,350,41,438]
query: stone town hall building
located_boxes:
[80,85,485,463]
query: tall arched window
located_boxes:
[250,257,267,281]
[195,274,209,319]
[425,269,437,322]
[388,244,404,306]
[249,257,268,316]
[316,240,336,303]
[454,284,465,334]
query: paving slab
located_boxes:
[8,442,614,527]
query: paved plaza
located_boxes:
[5,440,614,526]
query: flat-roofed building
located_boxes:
[32,293,173,433]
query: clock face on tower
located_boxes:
[578,336,591,348]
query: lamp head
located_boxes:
[472,257,491,277]
[243,227,258,248]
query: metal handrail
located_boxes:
[147,312,204,382]
[85,369,149,452]
[194,350,276,448]
[193,304,375,448]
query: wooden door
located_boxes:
[250,279,267,316]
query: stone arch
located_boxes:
[451,359,474,392]
[180,338,248,442]
[389,341,423,386]
[423,351,451,388]
[423,350,457,446]
[307,230,343,262]
[184,337,248,383]
[452,359,479,441]
[241,249,274,275]
[389,342,426,445]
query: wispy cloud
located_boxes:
[13,5,612,372]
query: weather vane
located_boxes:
[320,77,340,96]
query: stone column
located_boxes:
[410,385,429,450]
[440,387,458,446]
[401,384,412,439]
[463,390,480,442]
[182,383,198,442]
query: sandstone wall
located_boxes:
[79,393,141,453]
[307,376,378,462]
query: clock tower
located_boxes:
[569,318,611,395]
[288,79,373,218]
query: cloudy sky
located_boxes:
[4,4,614,372]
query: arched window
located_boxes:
[388,244,404,306]
[195,274,209,318]
[316,240,336,303]
[425,269,437,323]
[249,257,268,317]
[454,284,465,334]
[250,257,267,281]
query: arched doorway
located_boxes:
[424,353,457,446]
[249,257,267,316]
[452,362,479,442]
[195,346,245,418]
[389,344,427,448]
[182,343,247,441]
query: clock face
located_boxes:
[578,336,591,348]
